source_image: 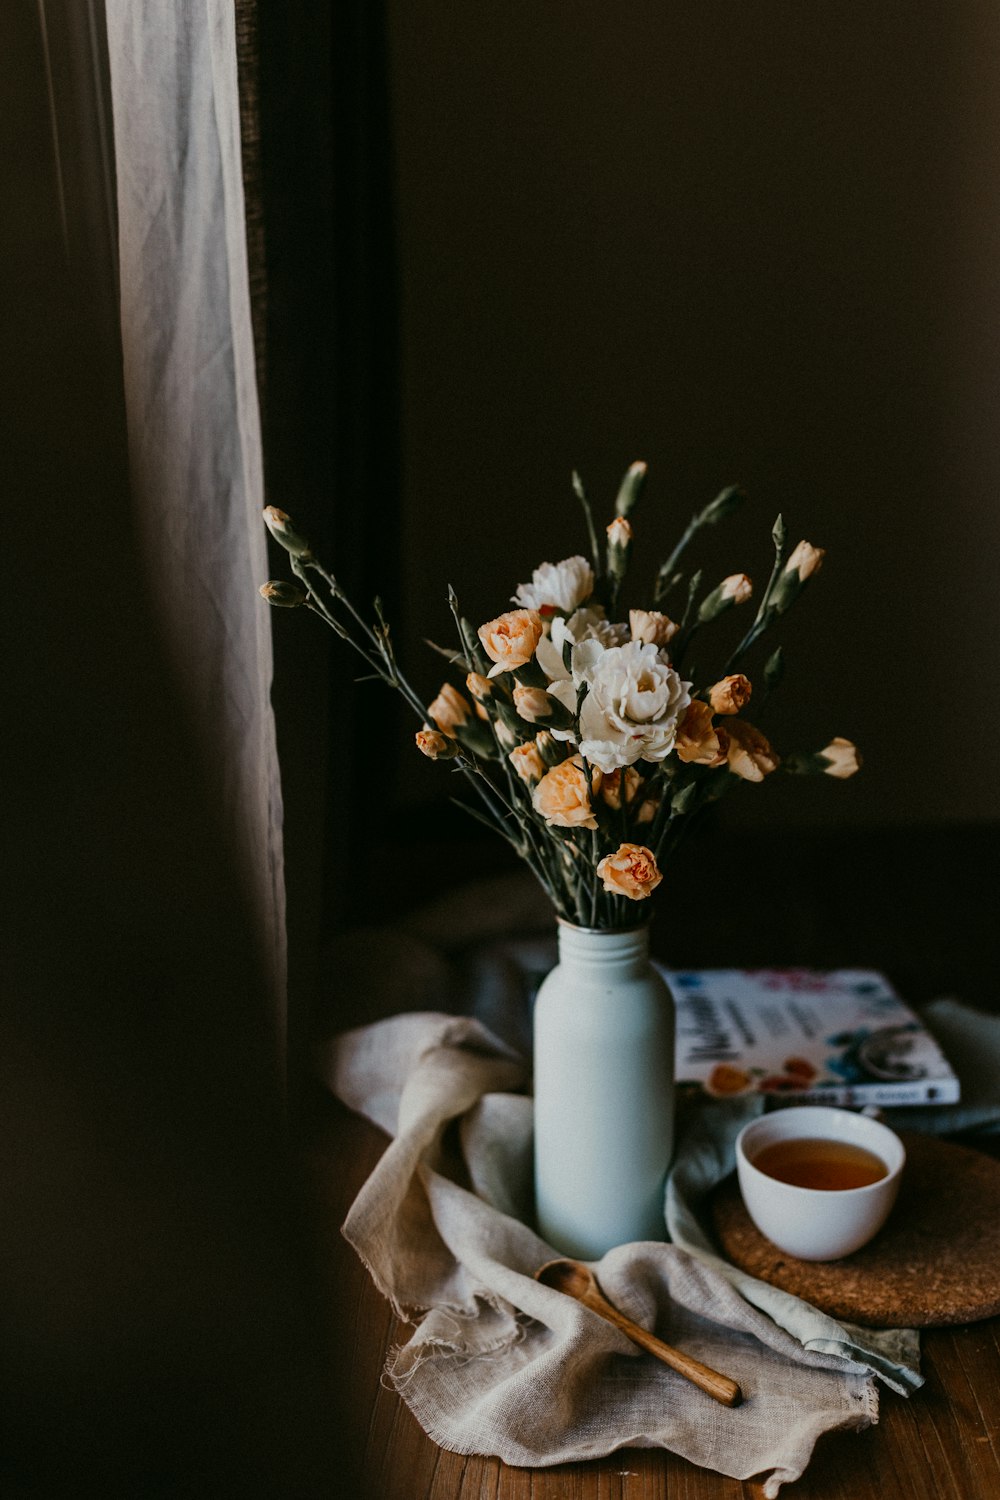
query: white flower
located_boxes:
[513,556,594,615]
[577,640,691,773]
[629,608,679,647]
[533,607,628,741]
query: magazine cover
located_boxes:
[666,968,960,1106]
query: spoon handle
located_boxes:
[587,1296,742,1407]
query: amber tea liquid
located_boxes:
[751,1136,889,1191]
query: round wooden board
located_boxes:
[710,1131,1000,1327]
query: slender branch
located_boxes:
[724,516,788,672]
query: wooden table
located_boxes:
[305,823,1000,1499]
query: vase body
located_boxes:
[533,921,675,1258]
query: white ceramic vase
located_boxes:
[533,920,675,1258]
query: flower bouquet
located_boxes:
[261,463,857,924]
[261,464,860,1254]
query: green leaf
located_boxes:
[764,646,785,691]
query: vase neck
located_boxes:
[556,921,651,973]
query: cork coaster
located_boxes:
[709,1132,1000,1327]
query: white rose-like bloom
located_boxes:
[535,608,629,741]
[577,640,691,773]
[539,612,626,741]
[513,556,595,615]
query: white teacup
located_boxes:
[735,1106,906,1261]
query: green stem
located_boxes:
[590,828,600,927]
[724,525,788,673]
[572,470,602,574]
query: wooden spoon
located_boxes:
[534,1257,742,1407]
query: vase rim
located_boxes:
[556,916,652,936]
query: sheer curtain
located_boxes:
[104,1,286,1049]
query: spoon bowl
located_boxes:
[536,1258,595,1298]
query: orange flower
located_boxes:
[599,766,642,810]
[415,727,457,760]
[726,720,779,781]
[596,843,663,900]
[477,609,543,678]
[427,682,471,736]
[509,741,546,784]
[708,674,752,716]
[675,701,727,766]
[532,755,598,829]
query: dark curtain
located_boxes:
[1,6,345,1491]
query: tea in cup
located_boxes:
[735,1106,905,1261]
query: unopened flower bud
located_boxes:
[511,683,575,731]
[698,573,752,623]
[262,506,313,560]
[415,726,457,760]
[614,461,647,518]
[259,580,308,608]
[629,609,679,647]
[784,540,825,582]
[427,682,471,737]
[723,574,752,604]
[636,794,659,825]
[771,541,825,614]
[819,737,861,779]
[509,741,546,783]
[513,684,554,723]
[466,672,492,703]
[726,720,779,782]
[708,674,752,715]
[605,516,633,582]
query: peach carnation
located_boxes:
[532,755,598,830]
[477,609,544,679]
[596,843,663,900]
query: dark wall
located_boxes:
[384,1,1000,828]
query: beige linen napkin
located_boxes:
[320,1011,883,1495]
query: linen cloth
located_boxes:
[318,880,993,1493]
[105,1,286,1027]
[323,1013,881,1495]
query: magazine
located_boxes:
[666,967,960,1106]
